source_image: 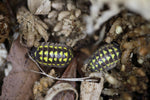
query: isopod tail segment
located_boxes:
[28,53,98,82]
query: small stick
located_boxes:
[28,53,98,82]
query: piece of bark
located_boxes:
[0,37,40,100]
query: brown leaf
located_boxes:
[0,37,40,100]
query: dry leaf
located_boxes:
[28,0,51,15]
[0,37,40,100]
[17,7,49,47]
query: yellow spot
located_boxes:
[69,58,72,61]
[98,61,102,65]
[115,60,119,63]
[57,64,60,66]
[90,63,92,65]
[106,64,110,67]
[92,66,95,69]
[63,58,67,62]
[95,69,97,71]
[40,57,43,61]
[103,50,107,55]
[38,61,42,64]
[49,46,53,48]
[44,45,48,48]
[96,56,99,59]
[103,66,106,68]
[39,46,43,48]
[106,56,111,61]
[116,52,119,56]
[100,68,103,71]
[110,62,114,65]
[54,51,58,57]
[34,52,36,57]
[39,51,43,55]
[54,58,57,61]
[64,52,68,57]
[59,58,62,62]
[61,64,65,66]
[48,63,52,66]
[37,47,39,51]
[111,54,115,59]
[95,65,98,68]
[49,58,53,62]
[44,57,48,62]
[102,58,106,62]
[50,51,53,56]
[54,46,57,49]
[69,49,72,55]
[44,51,48,56]
[63,47,67,50]
[53,64,55,66]
[43,63,47,65]
[108,49,113,52]
[100,54,103,57]
[58,46,62,49]
[92,59,96,63]
[113,47,117,51]
[60,51,63,56]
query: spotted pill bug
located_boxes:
[87,44,121,72]
[30,42,74,68]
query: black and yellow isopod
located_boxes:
[87,44,121,72]
[30,42,74,68]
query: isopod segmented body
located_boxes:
[87,44,121,72]
[30,42,74,68]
